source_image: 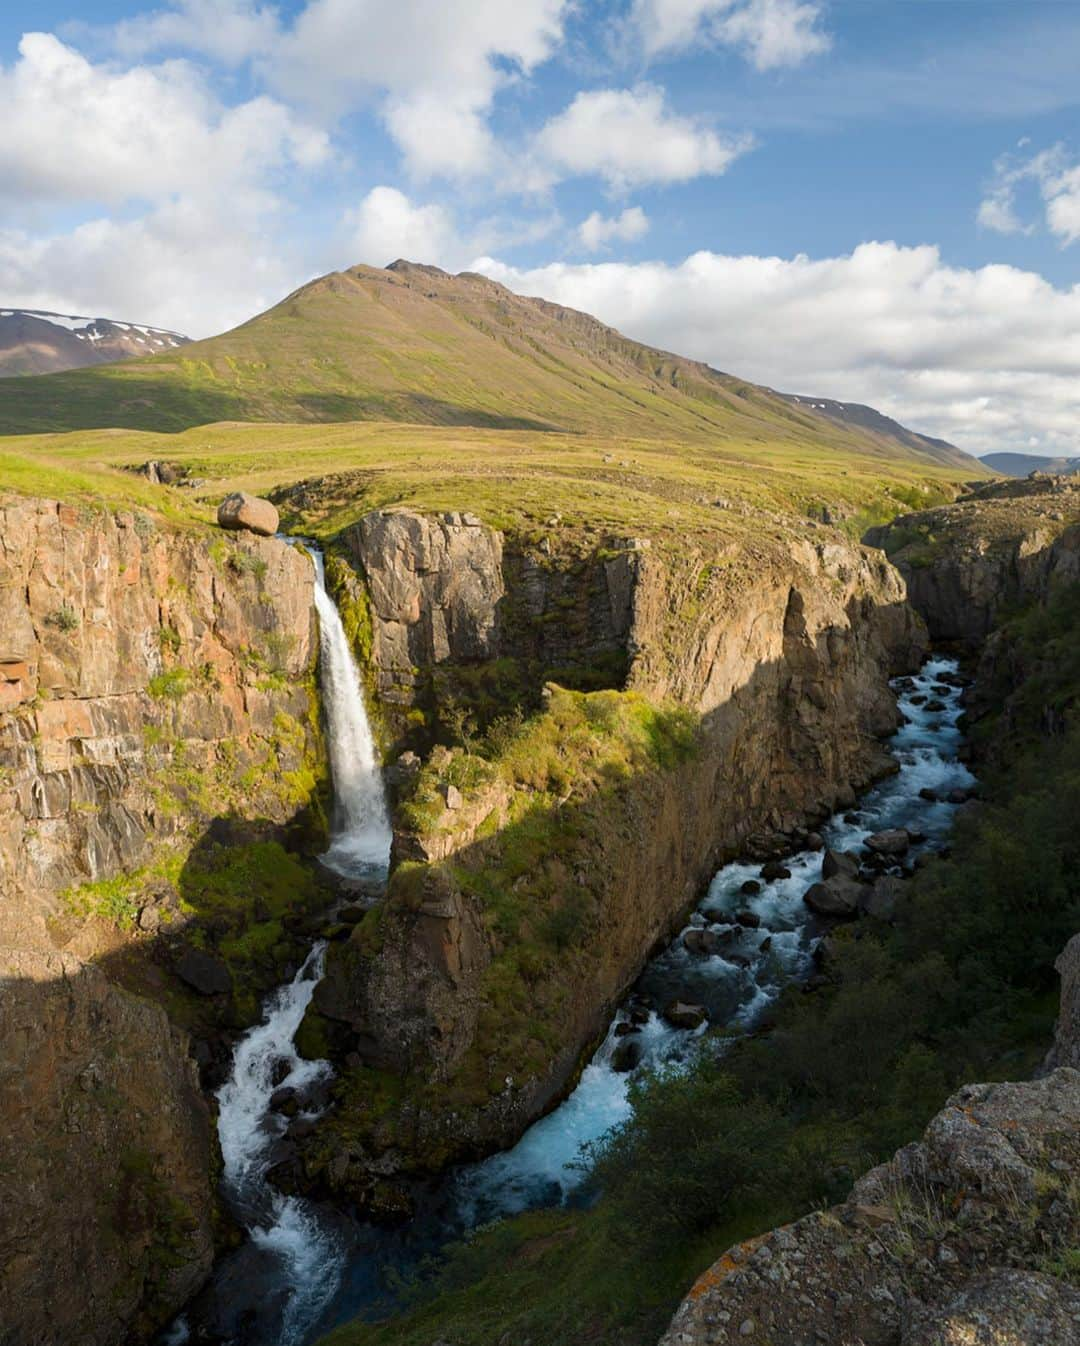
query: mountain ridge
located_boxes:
[0,261,979,477]
[0,308,188,376]
[981,450,1080,477]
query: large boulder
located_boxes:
[217,491,279,537]
[664,1001,708,1030]
[865,828,910,857]
[803,874,866,917]
[821,847,859,879]
[174,947,233,996]
[660,1068,1080,1346]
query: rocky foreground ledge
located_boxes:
[661,1066,1080,1346]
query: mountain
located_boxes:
[0,308,188,377]
[0,262,979,474]
[981,451,1080,478]
[778,392,973,472]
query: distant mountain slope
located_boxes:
[0,263,979,475]
[982,451,1080,478]
[778,392,974,472]
[0,309,188,376]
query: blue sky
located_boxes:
[1,0,1079,456]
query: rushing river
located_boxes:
[173,627,972,1344]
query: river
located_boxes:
[172,579,973,1345]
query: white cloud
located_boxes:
[578,206,650,251]
[0,202,303,337]
[342,186,563,273]
[346,186,467,271]
[272,0,569,177]
[110,0,279,65]
[0,31,332,336]
[633,0,831,69]
[978,143,1080,247]
[474,242,1080,456]
[0,32,329,214]
[535,86,751,189]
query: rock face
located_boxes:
[345,508,638,708]
[312,521,926,1190]
[1045,933,1080,1072]
[661,1067,1080,1346]
[0,495,321,1343]
[867,476,1080,645]
[0,496,317,924]
[0,950,214,1345]
[217,490,280,536]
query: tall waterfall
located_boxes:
[310,549,392,882]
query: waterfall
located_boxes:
[310,549,392,882]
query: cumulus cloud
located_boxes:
[0,31,332,335]
[271,0,569,177]
[632,0,831,69]
[578,206,650,251]
[535,86,751,189]
[978,142,1080,246]
[345,187,468,271]
[109,0,279,65]
[0,32,329,214]
[474,242,1080,456]
[0,202,303,337]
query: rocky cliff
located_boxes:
[0,495,323,1344]
[866,475,1080,645]
[661,1066,1080,1346]
[301,510,925,1203]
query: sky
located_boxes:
[1,1,1079,457]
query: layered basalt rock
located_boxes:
[867,475,1080,645]
[308,517,925,1195]
[0,495,322,1344]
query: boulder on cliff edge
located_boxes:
[217,491,279,537]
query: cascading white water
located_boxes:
[214,944,345,1344]
[310,549,392,881]
[171,549,394,1345]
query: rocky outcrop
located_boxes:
[661,1068,1080,1346]
[217,490,280,537]
[343,508,638,710]
[0,949,214,1346]
[867,476,1080,645]
[0,495,317,939]
[309,522,925,1194]
[0,495,322,1344]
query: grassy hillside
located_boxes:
[0,262,977,477]
[0,417,974,548]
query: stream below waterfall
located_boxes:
[172,606,974,1344]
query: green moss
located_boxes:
[148,668,191,700]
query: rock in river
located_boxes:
[664,1001,708,1030]
[803,874,867,917]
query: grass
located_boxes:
[0,417,969,557]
